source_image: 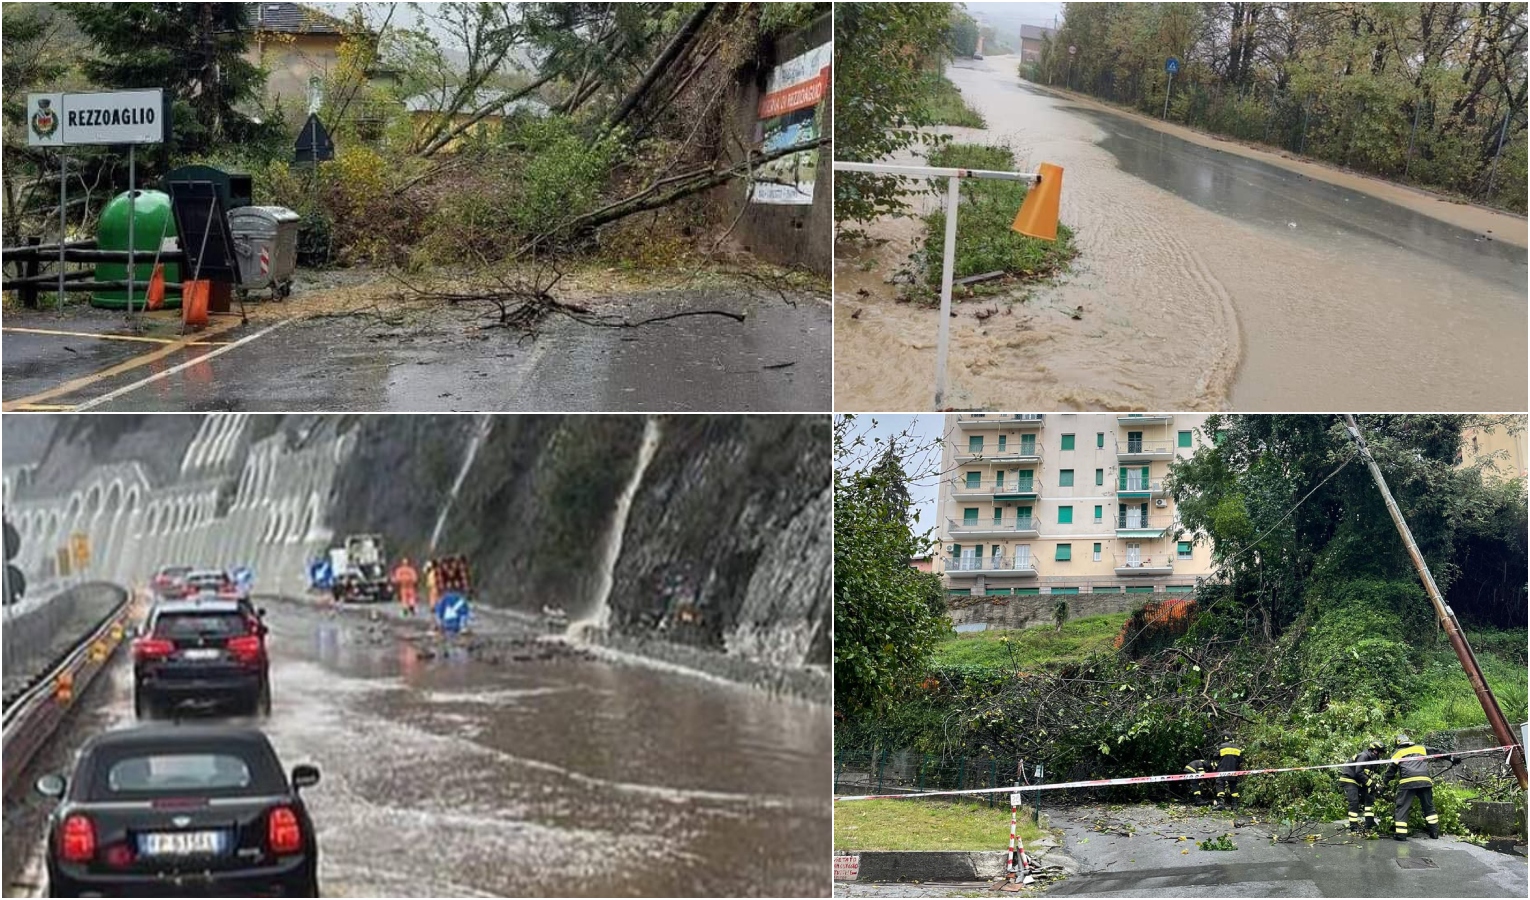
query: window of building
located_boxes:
[1092,542,1102,562]
[1178,430,1192,448]
[969,435,984,453]
[1051,586,1079,595]
[1178,541,1194,560]
[998,435,1008,451]
[1059,469,1074,487]
[1095,468,1104,485]
[948,588,972,596]
[1057,505,1073,524]
[1055,543,1072,561]
[1126,585,1156,594]
[1061,433,1076,451]
[1015,587,1040,595]
[1166,585,1193,594]
[1093,504,1103,522]
[986,587,1012,596]
[1093,585,1122,593]
[963,508,978,524]
[1096,432,1105,448]
[965,471,981,488]
[950,544,962,556]
[1214,430,1227,446]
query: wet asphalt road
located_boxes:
[2,597,832,897]
[2,290,829,412]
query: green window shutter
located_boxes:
[965,471,981,488]
[1126,585,1156,594]
[1118,468,1128,490]
[1094,585,1122,593]
[963,509,978,524]
[1178,541,1192,556]
[1021,434,1036,455]
[1093,504,1102,520]
[1018,469,1033,490]
[948,588,972,596]
[969,435,984,453]
[1093,542,1101,552]
[998,435,1007,451]
[1055,543,1071,561]
[1096,432,1105,448]
[1141,466,1150,482]
[951,544,962,555]
[1051,586,1079,595]
[1178,430,1192,448]
[1095,468,1104,486]
[986,587,1013,596]
[993,508,1003,523]
[996,471,1005,488]
[1061,434,1075,451]
[1015,587,1040,596]
[1057,506,1073,524]
[1166,585,1193,594]
[1059,469,1074,487]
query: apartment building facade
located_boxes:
[936,413,1215,629]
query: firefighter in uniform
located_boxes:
[1213,734,1242,810]
[1184,758,1211,805]
[1389,733,1451,840]
[1338,739,1385,832]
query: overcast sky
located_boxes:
[841,414,947,554]
[964,2,1068,34]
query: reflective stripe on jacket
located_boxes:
[1217,742,1242,772]
[1185,759,1209,775]
[1340,748,1381,786]
[1391,744,1435,786]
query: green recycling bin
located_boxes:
[91,189,181,309]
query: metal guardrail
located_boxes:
[1,585,135,798]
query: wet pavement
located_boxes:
[2,596,832,897]
[834,57,1527,411]
[2,289,829,412]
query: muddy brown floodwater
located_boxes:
[3,598,831,898]
[835,57,1527,411]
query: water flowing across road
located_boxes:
[835,57,1526,411]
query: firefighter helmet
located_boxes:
[1395,733,1413,747]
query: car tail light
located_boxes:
[133,638,175,661]
[228,635,264,664]
[268,806,302,854]
[59,814,96,862]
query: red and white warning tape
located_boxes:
[835,745,1518,802]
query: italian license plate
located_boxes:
[181,648,221,661]
[140,830,225,856]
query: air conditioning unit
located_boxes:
[1154,498,1168,508]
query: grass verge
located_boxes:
[835,798,1048,851]
[922,74,987,128]
[921,143,1078,292]
[932,613,1130,673]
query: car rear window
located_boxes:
[86,743,286,800]
[153,612,250,640]
[158,567,194,579]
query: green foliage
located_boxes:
[833,416,953,719]
[833,2,956,225]
[920,143,1078,288]
[1035,3,1528,211]
[512,117,627,237]
[932,614,1128,673]
[1198,833,1237,851]
[949,9,980,58]
[921,75,987,128]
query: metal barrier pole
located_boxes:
[58,151,67,309]
[934,175,960,408]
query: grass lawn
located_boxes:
[921,143,1078,291]
[835,798,1048,851]
[922,74,987,128]
[932,612,1130,673]
[1402,629,1528,735]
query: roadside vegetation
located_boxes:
[836,414,1528,834]
[2,3,830,322]
[835,798,1048,851]
[922,75,987,129]
[1027,2,1527,213]
[920,143,1078,294]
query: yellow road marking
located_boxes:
[3,326,230,346]
[2,315,254,411]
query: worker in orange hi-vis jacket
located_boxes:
[392,558,420,616]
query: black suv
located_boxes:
[133,599,270,719]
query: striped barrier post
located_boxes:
[1003,786,1034,889]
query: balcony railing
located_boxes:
[947,555,1039,574]
[1114,555,1174,575]
[949,477,1039,496]
[1117,413,1174,425]
[948,516,1040,535]
[1117,512,1173,531]
[1116,439,1175,458]
[1117,477,1166,495]
[954,445,1044,464]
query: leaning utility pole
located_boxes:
[1343,415,1528,789]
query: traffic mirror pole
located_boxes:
[1343,414,1528,790]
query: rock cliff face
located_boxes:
[3,414,830,671]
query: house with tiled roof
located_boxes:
[244,3,387,113]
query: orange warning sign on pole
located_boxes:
[1012,163,1063,242]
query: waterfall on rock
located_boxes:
[568,416,662,640]
[429,414,493,555]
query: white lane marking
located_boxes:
[73,317,296,410]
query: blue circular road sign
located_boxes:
[1166,57,1180,74]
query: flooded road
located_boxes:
[834,57,1527,411]
[3,598,832,897]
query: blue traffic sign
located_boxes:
[1166,57,1180,75]
[435,591,471,635]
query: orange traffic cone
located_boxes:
[146,263,166,311]
[1012,162,1063,242]
[183,280,210,329]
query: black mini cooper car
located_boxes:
[37,725,320,897]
